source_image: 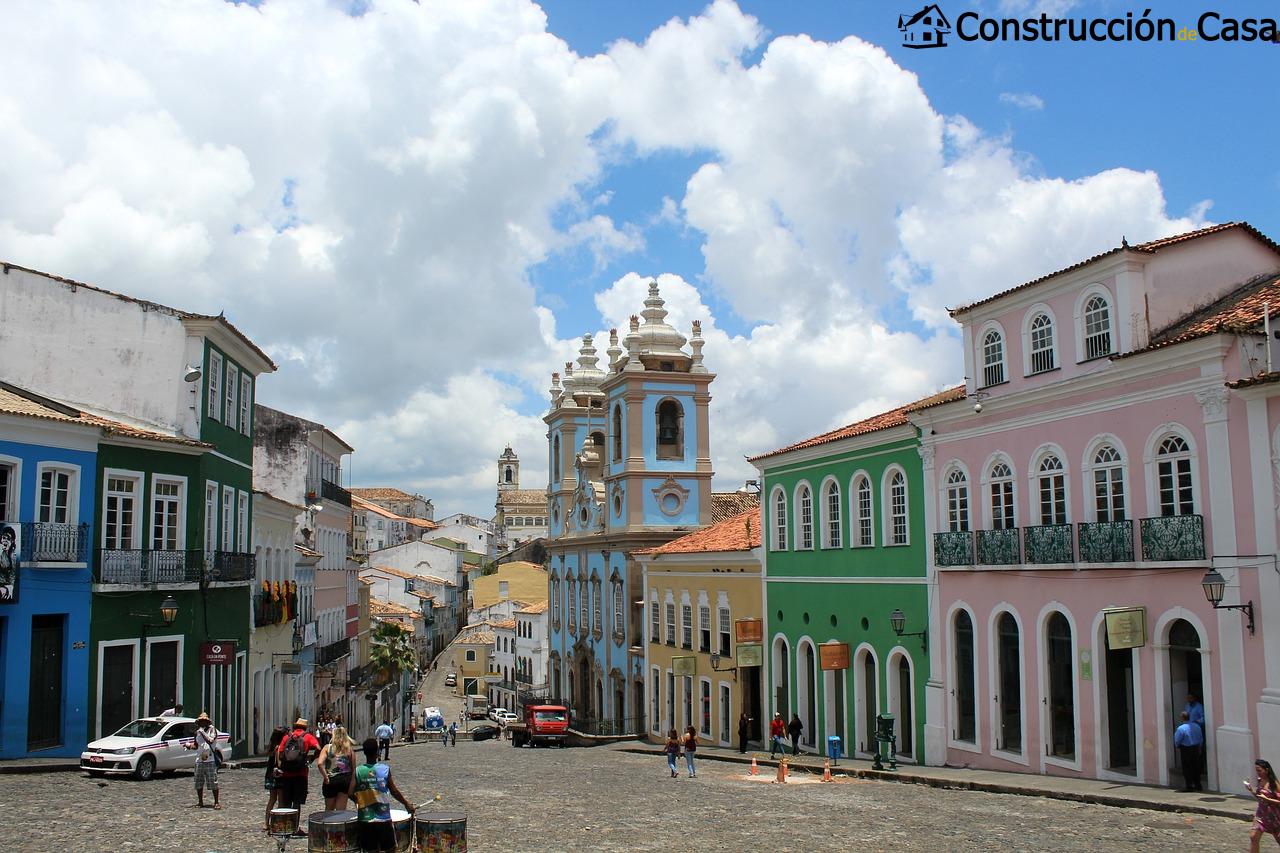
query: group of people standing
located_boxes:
[663,727,699,778]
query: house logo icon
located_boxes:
[899,4,952,49]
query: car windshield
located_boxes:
[110,720,167,739]
[534,710,567,722]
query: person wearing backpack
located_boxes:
[275,717,321,828]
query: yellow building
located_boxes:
[449,623,497,699]
[468,561,547,613]
[636,509,765,748]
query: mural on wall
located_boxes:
[0,524,19,602]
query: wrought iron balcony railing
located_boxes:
[934,530,974,567]
[1076,520,1135,563]
[96,549,205,584]
[515,671,533,684]
[307,477,352,508]
[20,521,90,563]
[976,528,1021,565]
[211,551,255,582]
[1023,524,1074,564]
[318,637,350,666]
[254,590,298,627]
[346,662,375,689]
[1140,514,1206,562]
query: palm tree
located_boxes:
[370,620,417,685]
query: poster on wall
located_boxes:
[1104,607,1147,650]
[0,523,20,603]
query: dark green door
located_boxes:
[27,615,64,750]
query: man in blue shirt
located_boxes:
[1173,711,1204,792]
[374,720,394,761]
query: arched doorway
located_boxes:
[889,654,914,760]
[798,641,817,749]
[1045,612,1076,761]
[1101,618,1136,774]
[995,612,1022,755]
[772,636,791,718]
[579,658,592,719]
[1167,619,1204,785]
[855,646,878,756]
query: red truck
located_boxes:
[509,705,570,748]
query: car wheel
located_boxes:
[134,755,156,781]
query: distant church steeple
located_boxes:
[498,445,519,491]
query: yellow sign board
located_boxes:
[1104,607,1147,650]
[736,643,763,667]
[672,656,697,677]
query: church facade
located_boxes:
[493,445,548,549]
[545,282,714,731]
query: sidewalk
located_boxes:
[613,742,1254,822]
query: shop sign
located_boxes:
[736,643,763,667]
[819,642,850,671]
[1104,607,1147,650]
[200,641,236,665]
[734,618,763,644]
[672,656,697,677]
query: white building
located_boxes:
[432,514,499,560]
[249,491,303,751]
[493,446,548,551]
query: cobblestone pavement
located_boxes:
[2,740,1246,852]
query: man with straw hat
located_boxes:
[275,716,321,831]
[185,712,222,809]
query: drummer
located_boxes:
[352,737,415,852]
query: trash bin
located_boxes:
[826,735,842,764]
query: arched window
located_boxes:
[664,595,676,645]
[613,582,624,636]
[590,431,604,448]
[1083,294,1113,359]
[649,592,659,642]
[989,462,1015,530]
[612,404,623,462]
[1037,454,1066,525]
[1029,313,1056,374]
[982,328,1005,387]
[945,469,969,532]
[567,580,576,633]
[593,577,602,633]
[953,610,976,744]
[996,612,1021,754]
[579,578,589,634]
[1156,435,1194,516]
[656,399,684,460]
[1091,444,1125,521]
[853,475,873,547]
[887,469,908,545]
[552,435,561,484]
[1045,612,1076,759]
[681,600,693,649]
[771,488,788,551]
[797,484,814,550]
[504,466,513,483]
[823,479,842,548]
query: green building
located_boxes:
[749,387,961,763]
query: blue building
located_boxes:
[545,282,716,732]
[0,382,97,758]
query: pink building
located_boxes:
[910,223,1280,792]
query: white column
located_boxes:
[1248,398,1280,749]
[1197,386,1252,790]
[919,443,946,766]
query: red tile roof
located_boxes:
[709,492,760,522]
[644,508,761,555]
[351,487,421,502]
[749,385,965,462]
[1227,371,1280,390]
[949,222,1280,318]
[0,381,211,449]
[1116,271,1280,359]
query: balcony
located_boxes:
[211,551,255,582]
[307,477,352,508]
[254,590,298,627]
[346,662,375,689]
[97,549,205,584]
[318,637,350,666]
[20,522,89,563]
[976,528,1021,565]
[515,671,533,685]
[934,530,974,567]
[1140,514,1206,562]
[1023,524,1074,564]
[1077,520,1135,563]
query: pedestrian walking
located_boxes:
[1173,711,1203,792]
[769,712,786,758]
[1185,691,1207,785]
[682,726,698,778]
[1247,758,1280,852]
[665,729,681,778]
[788,713,803,755]
[449,721,457,746]
[737,712,750,754]
[184,712,221,809]
[275,717,322,834]
[262,726,287,833]
[375,719,394,761]
[352,738,416,853]
[317,714,332,749]
[318,725,357,810]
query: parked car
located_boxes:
[470,723,501,742]
[487,706,510,723]
[80,717,231,780]
[444,672,457,687]
[494,710,519,725]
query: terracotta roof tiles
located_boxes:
[1227,371,1280,390]
[1116,271,1280,360]
[709,492,760,523]
[644,508,761,555]
[350,487,421,502]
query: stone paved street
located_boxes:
[1,741,1247,852]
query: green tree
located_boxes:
[370,620,417,684]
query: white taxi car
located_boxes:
[80,717,231,780]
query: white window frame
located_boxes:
[851,472,874,548]
[649,591,659,642]
[1024,306,1058,375]
[770,486,788,551]
[984,458,1017,531]
[947,604,981,752]
[698,598,711,654]
[883,465,909,546]
[681,594,693,650]
[237,490,249,552]
[944,466,970,533]
[207,350,223,422]
[224,362,239,432]
[978,322,1007,388]
[36,462,80,525]
[101,469,143,550]
[820,476,842,549]
[239,374,253,436]
[1076,287,1115,361]
[0,456,19,525]
[699,676,713,737]
[718,603,731,656]
[150,475,187,552]
[664,592,676,646]
[1145,427,1199,518]
[143,633,185,718]
[1030,447,1069,526]
[794,481,814,550]
[221,486,235,551]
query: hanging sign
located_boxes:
[819,642,850,671]
[672,656,697,677]
[734,618,763,644]
[736,643,763,667]
[200,641,236,665]
[1104,607,1147,650]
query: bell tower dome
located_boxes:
[497,445,519,491]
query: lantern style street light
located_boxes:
[132,595,180,637]
[1200,570,1255,635]
[889,608,928,651]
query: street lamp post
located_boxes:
[889,608,928,651]
[131,595,180,637]
[1200,570,1255,635]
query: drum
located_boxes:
[390,808,413,852]
[414,810,467,853]
[307,809,359,853]
[268,808,300,837]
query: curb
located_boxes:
[615,747,1251,823]
[0,762,82,775]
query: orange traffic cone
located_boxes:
[750,756,759,776]
[776,758,787,783]
[822,757,832,782]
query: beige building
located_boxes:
[470,561,547,613]
[449,624,497,699]
[350,487,434,521]
[637,508,764,748]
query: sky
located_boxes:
[1,0,1276,517]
